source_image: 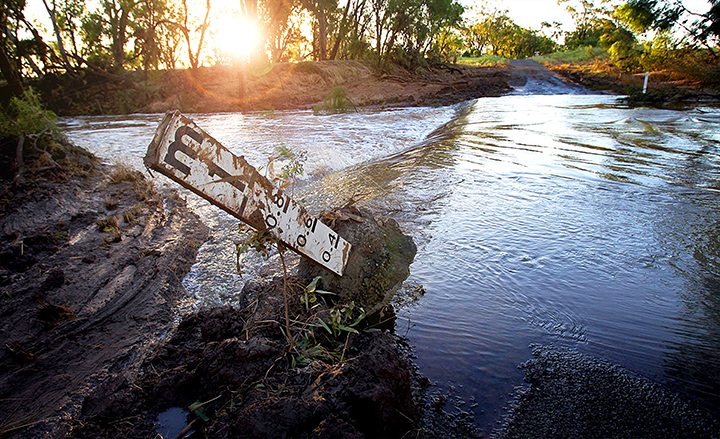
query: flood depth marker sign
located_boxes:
[145,110,351,276]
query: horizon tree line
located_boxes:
[0,0,718,96]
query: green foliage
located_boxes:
[608,40,642,71]
[615,1,656,34]
[559,0,613,49]
[301,276,337,311]
[273,144,306,185]
[0,89,61,139]
[462,12,556,59]
[291,333,336,369]
[318,301,365,338]
[457,55,508,66]
[617,0,719,49]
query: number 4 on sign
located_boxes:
[144,110,351,276]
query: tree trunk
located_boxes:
[317,6,327,60]
[0,43,24,95]
[328,0,352,60]
[41,0,73,71]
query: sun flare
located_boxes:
[216,16,262,60]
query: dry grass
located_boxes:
[108,162,143,184]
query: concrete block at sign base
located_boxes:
[297,206,416,314]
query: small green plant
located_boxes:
[265,144,306,194]
[291,332,336,369]
[313,87,357,115]
[301,276,338,311]
[96,216,122,243]
[318,302,366,338]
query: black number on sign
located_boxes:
[296,235,306,247]
[305,217,318,233]
[275,194,284,208]
[265,214,277,228]
[329,233,338,248]
[322,251,331,262]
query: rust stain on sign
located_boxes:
[145,110,351,276]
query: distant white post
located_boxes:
[643,72,650,94]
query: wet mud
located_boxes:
[70,287,421,438]
[0,150,209,437]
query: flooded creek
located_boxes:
[62,93,720,434]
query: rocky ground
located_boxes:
[494,346,720,439]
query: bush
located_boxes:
[313,87,357,115]
[0,89,62,140]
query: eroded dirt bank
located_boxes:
[0,136,478,438]
[37,60,512,115]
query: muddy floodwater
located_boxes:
[61,91,720,434]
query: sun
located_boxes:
[216,16,262,61]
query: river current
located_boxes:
[61,88,720,433]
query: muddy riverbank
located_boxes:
[36,60,511,116]
[33,58,719,117]
[0,141,209,436]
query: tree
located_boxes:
[616,0,719,51]
[177,0,211,70]
[42,0,75,71]
[301,0,336,60]
[463,11,555,59]
[1,0,48,94]
[262,0,302,62]
[81,0,141,70]
[0,0,26,94]
[133,0,170,72]
[559,0,612,48]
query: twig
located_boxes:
[12,134,25,186]
[278,245,294,351]
[171,419,196,439]
[340,331,351,363]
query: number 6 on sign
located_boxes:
[144,110,351,276]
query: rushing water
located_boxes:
[61,91,720,434]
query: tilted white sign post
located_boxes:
[145,110,351,276]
